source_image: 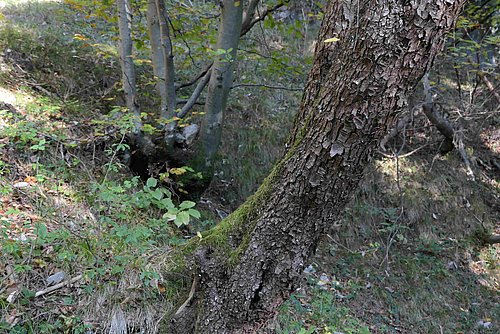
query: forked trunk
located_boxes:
[168,1,466,332]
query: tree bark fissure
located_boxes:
[168,1,466,333]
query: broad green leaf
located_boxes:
[146,178,157,188]
[163,212,177,221]
[188,209,201,219]
[174,211,190,227]
[160,198,175,209]
[179,201,196,209]
[151,188,163,201]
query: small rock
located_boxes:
[317,274,330,287]
[46,271,66,285]
[13,182,29,188]
[446,261,457,270]
[303,265,316,274]
[7,290,18,303]
[182,124,199,145]
[476,320,492,329]
[216,208,228,219]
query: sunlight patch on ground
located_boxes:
[0,87,16,105]
[0,0,60,8]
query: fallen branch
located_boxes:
[422,73,475,180]
[485,234,500,244]
[35,274,83,297]
[174,274,199,316]
[454,127,475,181]
[422,74,455,153]
[477,71,500,104]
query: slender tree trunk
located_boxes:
[168,0,466,333]
[147,0,166,111]
[147,0,178,147]
[197,0,243,178]
[116,0,141,134]
[155,0,178,145]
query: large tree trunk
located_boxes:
[168,0,466,332]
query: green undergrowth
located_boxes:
[0,88,206,331]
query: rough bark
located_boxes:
[197,0,244,176]
[116,0,141,134]
[168,1,467,333]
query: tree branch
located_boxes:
[240,2,285,36]
[175,2,284,92]
[178,70,211,118]
[175,64,211,91]
[423,73,475,180]
[241,0,260,33]
[231,83,302,91]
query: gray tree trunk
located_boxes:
[147,0,177,147]
[168,0,466,333]
[147,0,167,114]
[155,0,178,145]
[197,0,243,176]
[116,0,141,134]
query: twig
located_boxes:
[35,274,83,297]
[174,274,199,316]
[231,83,302,91]
[377,144,428,159]
[485,234,500,244]
[380,107,419,151]
[326,234,356,254]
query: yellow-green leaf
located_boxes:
[324,37,340,43]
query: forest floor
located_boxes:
[0,1,499,333]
